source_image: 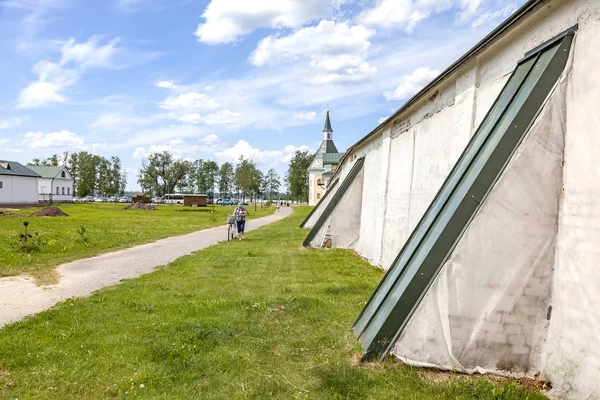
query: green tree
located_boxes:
[138,151,191,196]
[203,160,219,199]
[235,156,261,202]
[286,151,313,203]
[192,159,207,194]
[218,162,234,198]
[265,168,280,200]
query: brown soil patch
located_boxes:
[0,211,22,217]
[125,202,157,211]
[418,367,550,392]
[30,207,68,217]
[0,370,13,389]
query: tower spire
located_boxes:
[323,109,333,140]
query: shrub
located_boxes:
[12,221,45,252]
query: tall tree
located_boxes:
[265,168,280,200]
[138,151,191,196]
[192,159,207,194]
[218,162,234,198]
[286,151,313,203]
[203,160,219,199]
[235,156,261,202]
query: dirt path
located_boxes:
[0,207,293,328]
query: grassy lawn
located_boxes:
[0,203,274,281]
[0,207,545,399]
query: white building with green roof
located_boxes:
[26,165,74,203]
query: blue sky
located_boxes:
[0,0,524,190]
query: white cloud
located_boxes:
[0,117,27,130]
[200,133,219,144]
[378,115,390,124]
[21,130,84,149]
[113,0,144,12]
[357,0,484,32]
[156,80,177,89]
[17,36,122,108]
[0,138,9,145]
[293,111,317,121]
[214,140,311,166]
[4,148,22,153]
[472,3,518,28]
[159,92,219,111]
[132,135,222,161]
[17,81,67,108]
[384,67,439,101]
[113,124,211,149]
[60,36,120,68]
[89,112,170,130]
[195,0,333,44]
[178,110,243,125]
[250,20,376,85]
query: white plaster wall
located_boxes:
[0,176,38,204]
[354,129,391,265]
[0,176,13,204]
[326,168,365,249]
[38,177,73,201]
[312,0,599,272]
[545,19,600,400]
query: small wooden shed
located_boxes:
[131,192,150,203]
[183,194,208,207]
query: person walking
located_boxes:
[233,202,247,240]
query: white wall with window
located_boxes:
[28,166,74,202]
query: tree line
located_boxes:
[26,148,315,202]
[137,150,314,202]
[28,152,127,197]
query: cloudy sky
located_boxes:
[0,0,524,189]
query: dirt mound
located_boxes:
[30,207,68,217]
[125,202,157,211]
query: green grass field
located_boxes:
[0,203,274,281]
[0,207,545,399]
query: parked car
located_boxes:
[108,196,118,202]
[207,198,213,205]
[118,197,131,203]
[82,196,94,202]
[221,199,234,206]
[72,196,81,202]
[216,198,222,205]
[151,197,162,204]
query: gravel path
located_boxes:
[0,207,293,328]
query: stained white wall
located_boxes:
[544,19,600,400]
[318,0,596,272]
[0,176,38,204]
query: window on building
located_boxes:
[68,187,70,195]
[0,181,3,189]
[61,171,66,178]
[317,193,321,200]
[62,187,65,195]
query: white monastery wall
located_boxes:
[326,0,598,271]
